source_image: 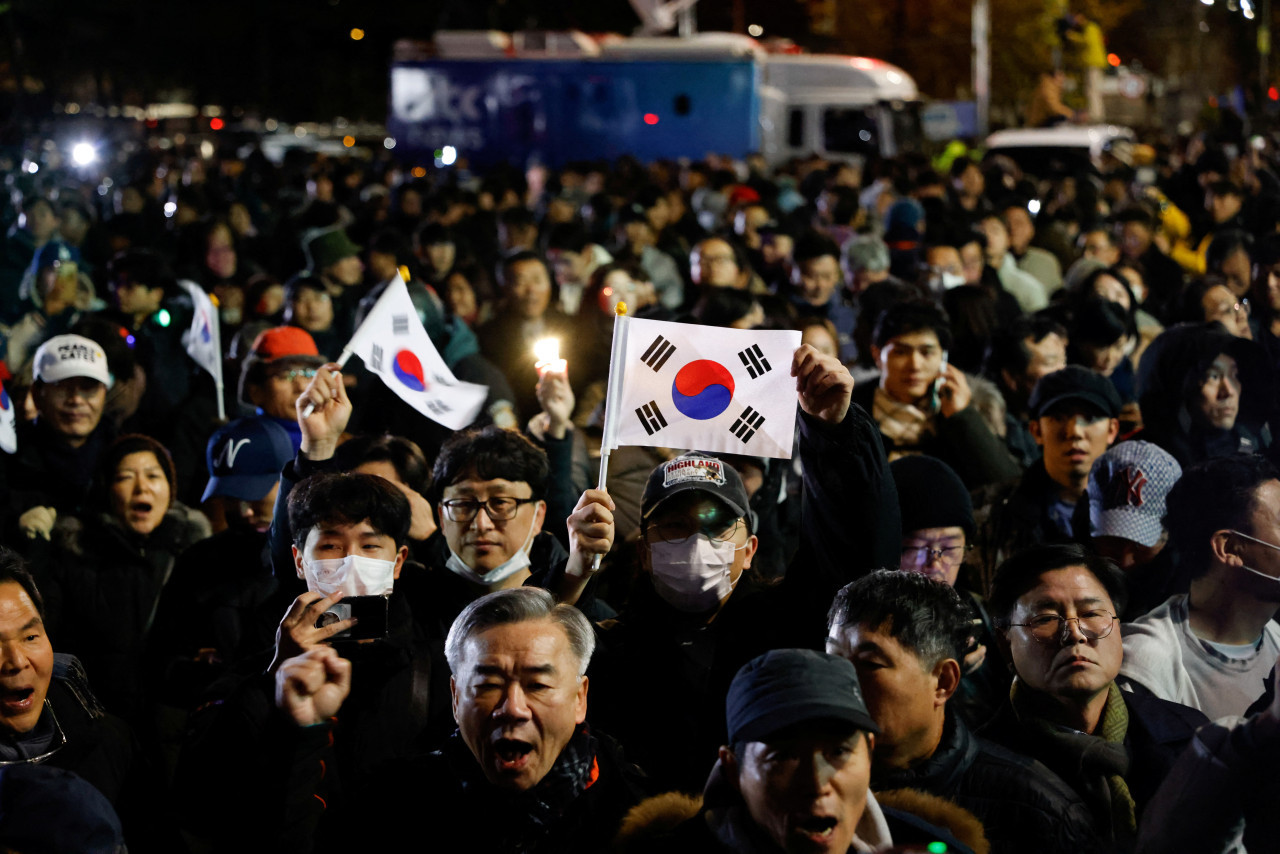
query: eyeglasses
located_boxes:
[645,517,744,546]
[272,368,318,382]
[1008,610,1116,644]
[440,496,538,523]
[901,544,974,566]
[0,701,65,766]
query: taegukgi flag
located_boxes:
[601,316,801,459]
[0,377,16,454]
[346,274,487,431]
[176,279,223,382]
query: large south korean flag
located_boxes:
[603,317,800,459]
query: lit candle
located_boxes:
[533,337,567,376]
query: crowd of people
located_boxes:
[0,124,1279,853]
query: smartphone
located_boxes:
[928,352,950,410]
[315,595,390,642]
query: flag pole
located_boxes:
[590,301,629,573]
[299,348,353,420]
[210,301,226,422]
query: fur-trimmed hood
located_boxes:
[614,758,988,854]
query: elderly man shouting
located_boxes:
[275,587,649,853]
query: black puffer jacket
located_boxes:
[873,711,1104,854]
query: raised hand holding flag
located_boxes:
[602,316,802,459]
[341,273,487,430]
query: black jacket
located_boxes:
[283,726,651,854]
[975,461,1079,584]
[1,418,116,529]
[1135,322,1274,468]
[873,711,1104,854]
[173,588,446,852]
[850,381,1021,492]
[979,687,1209,852]
[42,504,210,723]
[589,407,901,792]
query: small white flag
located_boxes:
[347,275,487,431]
[602,317,800,459]
[176,279,223,382]
[0,377,16,454]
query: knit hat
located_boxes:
[890,455,976,540]
[1087,441,1182,547]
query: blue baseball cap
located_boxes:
[202,417,294,502]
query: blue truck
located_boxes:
[388,31,922,169]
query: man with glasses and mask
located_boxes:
[981,543,1206,851]
[589,344,901,792]
[1119,455,1280,720]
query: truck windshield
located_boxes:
[823,107,879,155]
[889,102,923,155]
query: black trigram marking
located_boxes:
[635,400,668,436]
[392,314,410,335]
[729,406,765,443]
[426,399,453,416]
[640,335,677,372]
[370,344,384,372]
[738,343,772,379]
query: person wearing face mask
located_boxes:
[589,344,902,793]
[174,470,441,851]
[1119,455,1280,720]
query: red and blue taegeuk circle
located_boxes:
[392,350,427,392]
[0,384,9,411]
[671,360,734,420]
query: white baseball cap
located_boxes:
[33,334,113,388]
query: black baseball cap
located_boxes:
[727,649,879,743]
[1028,365,1122,419]
[641,452,751,523]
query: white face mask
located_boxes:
[445,509,541,587]
[940,271,966,290]
[302,554,397,598]
[649,535,743,613]
[1232,530,1280,583]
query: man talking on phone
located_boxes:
[851,301,1019,491]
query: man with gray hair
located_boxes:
[842,233,895,295]
[275,587,650,852]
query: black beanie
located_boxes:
[890,455,976,540]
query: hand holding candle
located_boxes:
[533,337,567,377]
